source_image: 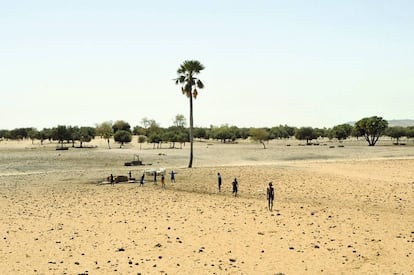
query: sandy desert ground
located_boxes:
[0,137,413,274]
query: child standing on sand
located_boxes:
[110,174,114,186]
[267,182,274,211]
[232,178,238,197]
[161,174,165,189]
[217,172,222,192]
[140,173,145,186]
[170,170,176,183]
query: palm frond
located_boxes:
[177,64,186,74]
[196,79,204,89]
[181,60,205,74]
[175,75,185,84]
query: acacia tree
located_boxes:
[173,114,187,128]
[78,126,96,148]
[354,116,388,146]
[53,125,70,148]
[332,124,353,141]
[174,60,205,168]
[386,126,406,144]
[27,128,39,144]
[249,128,270,149]
[114,130,132,148]
[96,122,113,149]
[295,127,317,145]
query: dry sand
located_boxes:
[0,138,413,274]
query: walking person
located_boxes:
[267,182,274,211]
[140,173,145,186]
[154,172,157,184]
[110,174,114,186]
[170,170,176,183]
[217,172,222,192]
[161,174,166,189]
[232,178,238,197]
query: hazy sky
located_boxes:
[1,1,413,130]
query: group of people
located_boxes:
[111,170,275,211]
[217,173,238,197]
[217,172,275,211]
[152,170,176,189]
[109,170,177,189]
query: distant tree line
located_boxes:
[1,116,414,148]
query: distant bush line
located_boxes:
[1,116,414,148]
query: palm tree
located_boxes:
[174,60,205,168]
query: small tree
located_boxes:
[133,126,146,136]
[386,126,407,144]
[211,125,234,143]
[332,124,353,141]
[165,126,187,149]
[354,116,388,146]
[78,127,96,148]
[173,114,187,128]
[249,128,270,149]
[295,127,317,145]
[53,125,70,148]
[39,128,52,144]
[112,120,131,133]
[148,133,162,149]
[114,130,132,148]
[27,128,39,144]
[96,122,113,149]
[193,127,208,140]
[138,135,146,150]
[351,126,364,140]
[67,126,80,147]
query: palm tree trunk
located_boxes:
[188,95,194,168]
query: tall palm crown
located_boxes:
[175,60,205,97]
[174,60,205,168]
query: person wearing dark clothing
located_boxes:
[217,172,222,192]
[170,170,176,183]
[232,178,238,197]
[140,173,145,186]
[161,174,166,189]
[267,182,275,211]
[110,174,114,186]
[154,172,157,184]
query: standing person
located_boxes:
[267,182,275,211]
[110,174,114,186]
[170,170,176,183]
[140,173,145,186]
[217,172,222,192]
[154,171,157,184]
[161,174,165,189]
[232,178,238,197]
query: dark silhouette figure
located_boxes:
[267,182,274,211]
[140,173,145,186]
[161,174,165,189]
[217,172,222,192]
[170,170,176,183]
[154,172,157,184]
[232,178,238,197]
[110,174,114,186]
